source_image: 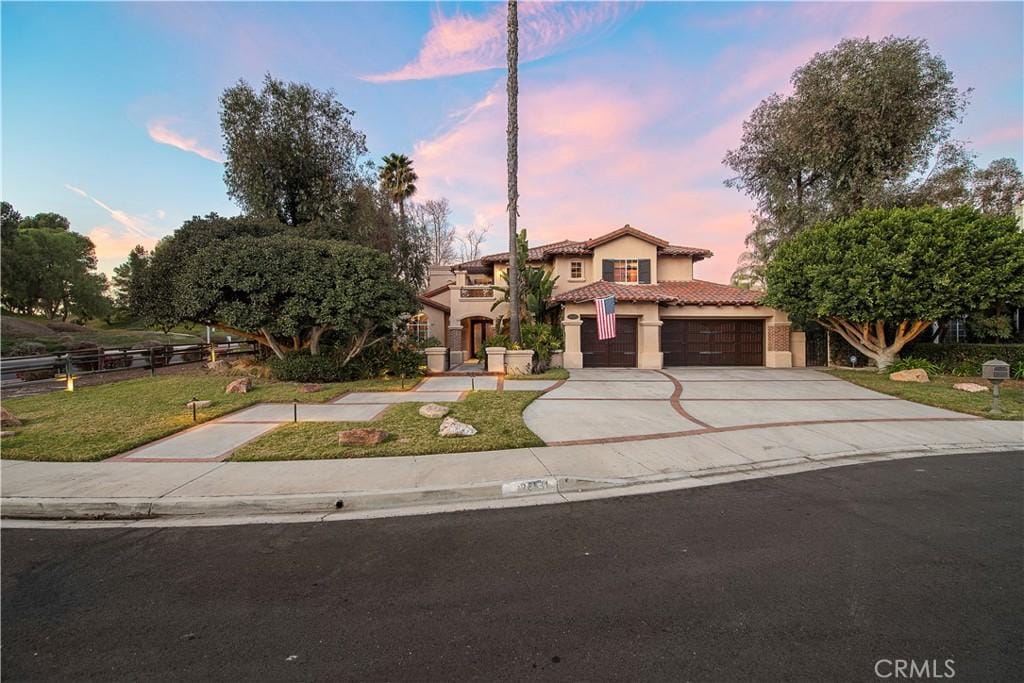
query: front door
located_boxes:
[468,320,490,359]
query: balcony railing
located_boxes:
[459,286,494,299]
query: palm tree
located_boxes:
[506,0,521,343]
[379,153,418,224]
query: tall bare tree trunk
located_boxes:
[506,0,521,343]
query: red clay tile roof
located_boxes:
[550,280,764,306]
[584,224,668,248]
[459,226,713,269]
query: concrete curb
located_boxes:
[3,443,1020,522]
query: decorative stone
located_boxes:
[418,403,450,419]
[0,407,21,429]
[298,384,323,393]
[337,428,389,446]
[0,431,15,438]
[186,400,212,409]
[439,416,477,437]
[953,382,989,393]
[225,377,252,394]
[205,360,230,373]
[889,368,929,383]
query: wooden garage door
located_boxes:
[662,319,764,366]
[581,317,638,367]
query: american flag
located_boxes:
[595,295,617,340]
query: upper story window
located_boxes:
[602,258,651,284]
[612,258,639,283]
[570,260,584,280]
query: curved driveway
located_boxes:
[524,367,981,446]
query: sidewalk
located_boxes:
[2,419,1020,522]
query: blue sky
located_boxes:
[3,1,1022,281]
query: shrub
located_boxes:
[901,343,1024,377]
[521,323,562,370]
[270,352,346,383]
[1012,361,1024,380]
[886,357,941,376]
[6,341,47,357]
[411,336,444,349]
[476,334,512,360]
[386,344,425,383]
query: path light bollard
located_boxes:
[191,396,198,422]
[64,355,75,392]
[982,359,1010,414]
[293,398,298,423]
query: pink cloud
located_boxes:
[363,2,636,82]
[973,124,1023,147]
[413,77,757,282]
[64,184,155,239]
[87,226,159,273]
[147,119,224,163]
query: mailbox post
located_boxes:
[981,359,1010,414]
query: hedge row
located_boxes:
[269,344,425,383]
[900,343,1024,376]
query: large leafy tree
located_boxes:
[378,153,417,224]
[221,74,368,226]
[111,245,150,316]
[1,223,108,320]
[139,216,417,359]
[18,212,71,231]
[1,201,22,247]
[725,36,970,279]
[764,207,1024,369]
[175,235,417,359]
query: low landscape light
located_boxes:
[191,396,198,422]
[981,359,1010,414]
[65,374,75,392]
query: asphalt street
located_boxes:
[3,451,1022,681]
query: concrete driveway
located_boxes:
[523,367,976,445]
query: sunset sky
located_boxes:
[2,1,1022,281]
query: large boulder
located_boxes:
[953,382,989,393]
[225,377,252,394]
[298,383,323,393]
[185,399,212,409]
[439,416,477,437]
[337,428,389,446]
[418,403,450,419]
[889,368,929,383]
[1,407,22,429]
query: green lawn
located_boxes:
[231,390,544,461]
[829,369,1023,420]
[506,368,569,380]
[0,374,418,462]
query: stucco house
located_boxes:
[415,225,805,369]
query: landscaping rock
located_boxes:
[337,428,389,446]
[231,356,259,369]
[0,407,22,429]
[185,400,212,409]
[439,416,477,437]
[298,383,323,393]
[0,431,16,438]
[418,403,450,419]
[889,368,929,383]
[225,377,252,394]
[953,382,989,393]
[205,360,230,374]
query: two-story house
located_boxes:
[416,225,805,369]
